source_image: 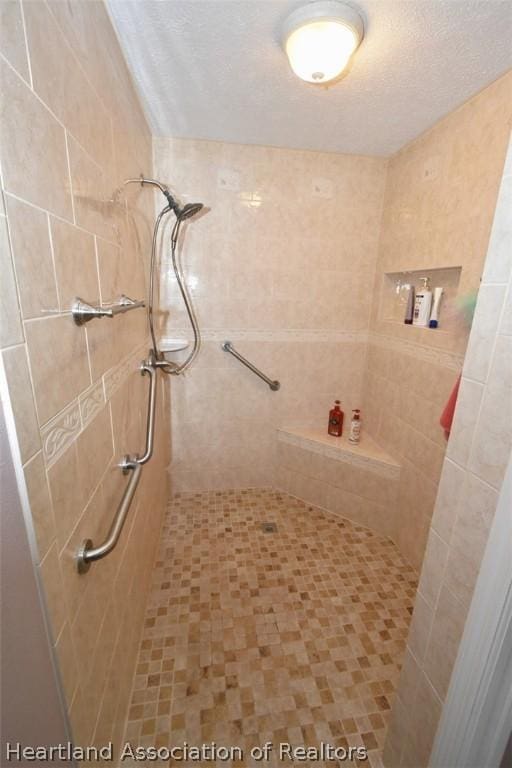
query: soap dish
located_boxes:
[159,338,190,353]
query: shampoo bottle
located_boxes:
[413,277,432,327]
[404,284,415,324]
[328,400,344,437]
[349,409,361,444]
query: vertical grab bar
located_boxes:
[118,353,157,472]
[132,357,157,466]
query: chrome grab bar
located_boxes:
[222,341,280,391]
[130,355,157,466]
[72,295,145,326]
[76,351,158,574]
[76,460,142,574]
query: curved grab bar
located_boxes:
[222,341,280,391]
[76,351,158,574]
[76,460,142,574]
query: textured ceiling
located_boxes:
[107,0,512,156]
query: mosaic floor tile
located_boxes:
[122,490,417,766]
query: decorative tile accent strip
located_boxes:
[369,332,464,371]
[166,328,369,343]
[167,328,462,366]
[103,342,147,400]
[40,400,81,469]
[40,341,148,468]
[277,427,401,479]
[79,380,105,429]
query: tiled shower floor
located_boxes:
[123,490,417,766]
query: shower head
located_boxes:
[161,188,203,221]
[123,176,203,221]
[177,202,204,221]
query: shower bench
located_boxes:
[276,426,401,539]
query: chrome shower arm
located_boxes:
[124,176,170,196]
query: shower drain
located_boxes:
[261,522,278,533]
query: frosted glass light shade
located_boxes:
[282,2,364,84]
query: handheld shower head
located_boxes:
[162,189,203,221]
[177,202,204,221]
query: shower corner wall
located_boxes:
[383,126,512,768]
[361,70,512,571]
[0,0,170,752]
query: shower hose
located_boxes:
[148,204,201,375]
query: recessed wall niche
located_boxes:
[380,266,463,336]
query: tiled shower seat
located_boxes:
[276,427,401,540]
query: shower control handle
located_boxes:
[72,295,145,325]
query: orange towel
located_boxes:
[440,374,461,439]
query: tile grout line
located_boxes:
[18,0,33,90]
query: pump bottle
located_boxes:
[413,277,433,327]
[349,410,361,444]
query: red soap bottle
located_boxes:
[328,400,344,437]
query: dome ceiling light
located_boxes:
[282,1,365,84]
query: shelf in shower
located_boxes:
[159,338,190,352]
[277,426,401,478]
[379,265,463,333]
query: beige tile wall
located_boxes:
[2,1,510,756]
[153,138,388,492]
[0,0,170,753]
[383,133,512,767]
[363,71,512,568]
[154,74,511,570]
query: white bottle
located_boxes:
[429,287,444,328]
[413,277,432,327]
[349,409,361,444]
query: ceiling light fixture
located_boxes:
[282,1,364,84]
